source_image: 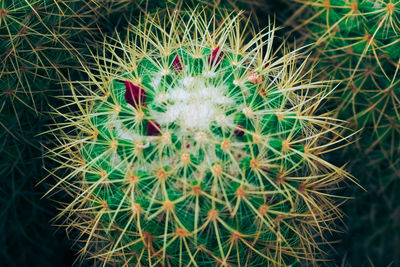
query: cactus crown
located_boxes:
[48,8,351,266]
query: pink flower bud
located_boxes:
[247,72,265,85]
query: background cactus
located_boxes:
[47,9,354,266]
[0,1,105,265]
[282,0,400,265]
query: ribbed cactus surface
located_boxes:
[47,9,353,266]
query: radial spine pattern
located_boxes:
[48,9,351,266]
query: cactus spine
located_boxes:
[285,0,400,152]
[47,8,353,266]
[0,0,274,264]
[0,0,106,264]
[284,0,400,265]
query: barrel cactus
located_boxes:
[47,9,352,266]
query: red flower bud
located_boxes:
[124,81,146,109]
[234,125,245,137]
[172,54,183,73]
[147,121,161,136]
[208,46,223,67]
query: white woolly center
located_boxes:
[152,76,234,131]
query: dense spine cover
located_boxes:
[284,0,400,265]
[47,9,353,266]
[0,1,104,264]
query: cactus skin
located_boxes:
[283,0,400,265]
[47,9,354,266]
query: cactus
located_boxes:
[0,0,105,265]
[0,0,273,264]
[283,0,400,265]
[47,8,354,266]
[285,0,400,154]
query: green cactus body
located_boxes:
[49,9,352,266]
